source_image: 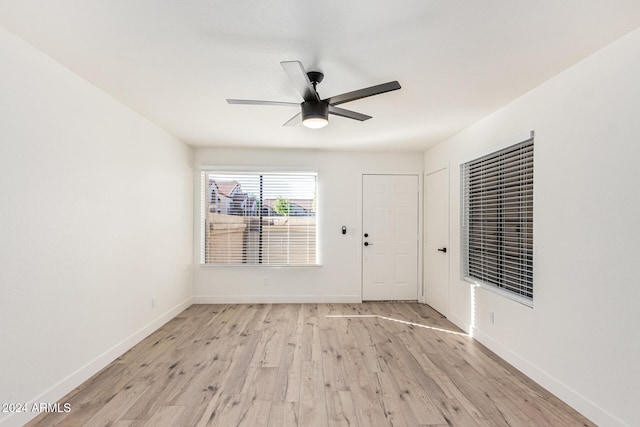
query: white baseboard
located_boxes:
[192,294,362,304]
[471,328,625,427]
[0,297,193,427]
[446,312,471,334]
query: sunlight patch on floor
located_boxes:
[325,314,468,336]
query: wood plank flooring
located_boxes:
[26,303,594,426]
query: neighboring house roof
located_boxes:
[208,181,313,215]
[291,199,314,212]
[211,180,240,197]
[263,198,315,214]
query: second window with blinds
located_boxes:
[201,171,318,266]
[461,134,534,305]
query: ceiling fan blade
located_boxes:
[325,81,401,106]
[283,112,302,127]
[280,61,320,102]
[328,105,372,121]
[226,99,299,107]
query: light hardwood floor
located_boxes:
[27,303,594,426]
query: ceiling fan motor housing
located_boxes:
[301,101,329,121]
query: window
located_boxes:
[201,171,318,266]
[461,134,534,304]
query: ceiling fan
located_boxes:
[227,61,401,129]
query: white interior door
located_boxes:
[424,168,450,316]
[362,174,419,301]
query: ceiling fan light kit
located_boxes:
[227,61,400,129]
[301,101,329,128]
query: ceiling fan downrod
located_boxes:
[306,71,324,93]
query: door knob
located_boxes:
[437,247,447,253]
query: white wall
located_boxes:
[193,148,423,303]
[0,27,193,427]
[424,28,640,426]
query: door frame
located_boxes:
[360,173,423,302]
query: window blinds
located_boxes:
[462,137,534,302]
[202,172,317,266]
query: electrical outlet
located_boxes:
[489,312,495,324]
[263,277,269,285]
[151,298,156,309]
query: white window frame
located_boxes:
[461,131,534,306]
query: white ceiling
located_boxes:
[1,1,640,151]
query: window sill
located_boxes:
[464,277,533,308]
[199,264,323,268]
